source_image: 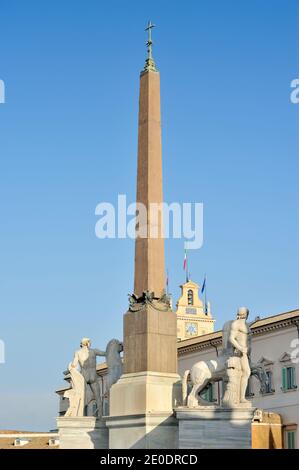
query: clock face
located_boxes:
[185,322,198,336]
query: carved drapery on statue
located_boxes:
[64,362,94,417]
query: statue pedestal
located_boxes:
[56,416,108,449]
[105,371,181,448]
[175,406,255,449]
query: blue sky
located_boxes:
[0,0,298,431]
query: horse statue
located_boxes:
[182,357,268,407]
[182,308,268,408]
[105,338,123,392]
[100,338,123,415]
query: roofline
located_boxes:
[0,431,58,436]
[178,308,299,356]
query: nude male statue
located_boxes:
[70,337,106,417]
[222,307,251,404]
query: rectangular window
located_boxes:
[207,383,214,402]
[265,370,273,393]
[282,366,296,390]
[246,378,254,397]
[200,383,214,402]
[287,367,296,389]
[286,431,296,449]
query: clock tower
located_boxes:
[176,279,215,340]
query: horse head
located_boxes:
[106,338,123,365]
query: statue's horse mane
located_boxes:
[106,338,120,349]
[106,338,122,367]
[105,338,123,392]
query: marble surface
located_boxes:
[57,416,108,449]
[105,412,178,449]
[107,371,181,448]
[176,406,255,449]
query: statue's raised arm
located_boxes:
[94,348,106,357]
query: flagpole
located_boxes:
[186,249,188,282]
[166,269,169,296]
[201,273,207,314]
[204,273,207,314]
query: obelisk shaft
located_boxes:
[123,67,177,375]
[134,69,165,299]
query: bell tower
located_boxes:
[176,279,215,341]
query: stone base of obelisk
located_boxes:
[56,416,108,449]
[106,371,181,448]
[175,406,255,449]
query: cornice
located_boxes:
[177,316,215,322]
[178,336,222,356]
[178,316,299,357]
[251,318,299,337]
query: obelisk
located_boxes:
[134,23,165,301]
[107,22,180,449]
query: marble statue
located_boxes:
[182,307,268,408]
[64,338,106,417]
[64,337,123,418]
[221,306,251,406]
[101,338,123,414]
[105,338,123,392]
[64,361,86,417]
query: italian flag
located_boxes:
[183,249,187,270]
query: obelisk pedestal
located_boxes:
[107,371,180,449]
[107,303,181,448]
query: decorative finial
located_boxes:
[144,21,157,72]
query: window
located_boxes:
[265,370,274,394]
[245,378,254,397]
[200,383,214,402]
[103,399,109,417]
[282,366,297,391]
[187,289,193,305]
[287,431,296,449]
[285,430,296,449]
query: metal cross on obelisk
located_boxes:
[144,21,157,72]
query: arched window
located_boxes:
[187,289,194,305]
